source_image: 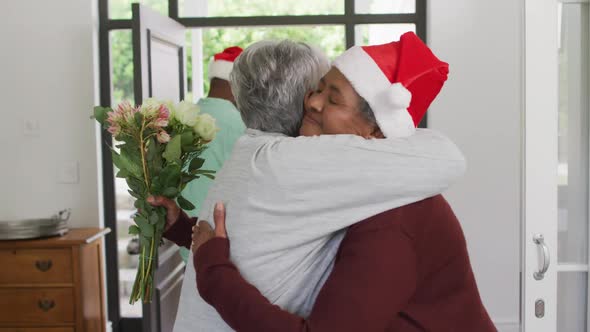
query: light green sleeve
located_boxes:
[178,98,245,262]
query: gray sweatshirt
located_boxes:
[173,128,466,332]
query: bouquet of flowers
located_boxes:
[93,98,218,303]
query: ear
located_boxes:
[303,90,314,103]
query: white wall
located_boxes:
[428,1,522,331]
[0,0,102,228]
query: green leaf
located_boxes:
[177,195,195,211]
[193,169,215,174]
[120,140,140,156]
[126,177,146,195]
[151,156,163,176]
[163,135,182,164]
[135,215,154,237]
[150,180,163,196]
[139,235,150,248]
[156,221,166,231]
[128,190,142,199]
[181,174,199,185]
[128,225,140,235]
[134,112,143,127]
[146,138,158,161]
[181,131,194,147]
[135,213,149,225]
[201,173,215,180]
[116,169,130,178]
[191,169,216,180]
[189,158,205,172]
[112,150,143,179]
[162,187,179,198]
[93,106,110,125]
[183,145,202,153]
[134,198,147,211]
[148,211,160,225]
[160,164,181,189]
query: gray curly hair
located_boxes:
[230,40,330,136]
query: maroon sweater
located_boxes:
[165,195,496,332]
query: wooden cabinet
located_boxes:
[0,228,109,332]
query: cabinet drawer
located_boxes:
[0,249,72,284]
[0,328,73,332]
[0,288,74,324]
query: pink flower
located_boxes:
[152,104,170,127]
[156,130,170,143]
[107,110,121,124]
[116,101,138,125]
[117,100,135,114]
[107,123,121,136]
[154,118,169,127]
[158,104,170,119]
[106,112,121,131]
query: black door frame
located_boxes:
[97,1,426,331]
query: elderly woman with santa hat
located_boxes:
[152,33,495,331]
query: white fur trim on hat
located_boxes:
[333,47,415,138]
[372,83,415,138]
[208,59,234,81]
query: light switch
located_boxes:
[23,118,40,137]
[57,161,79,184]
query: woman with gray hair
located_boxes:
[230,40,329,136]
[152,38,467,331]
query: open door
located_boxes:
[132,3,186,332]
[523,0,558,331]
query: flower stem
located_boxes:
[139,119,150,190]
[141,245,146,285]
[144,234,155,300]
[139,118,155,302]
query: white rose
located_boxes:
[193,113,218,141]
[173,101,200,127]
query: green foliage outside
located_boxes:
[200,26,344,94]
[108,0,345,103]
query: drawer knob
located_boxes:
[35,260,53,272]
[38,299,55,312]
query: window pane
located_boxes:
[557,272,588,332]
[185,30,195,101]
[109,0,168,19]
[179,0,343,17]
[557,3,589,264]
[196,25,345,94]
[354,24,415,46]
[355,0,415,14]
[110,30,134,105]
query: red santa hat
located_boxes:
[208,46,243,81]
[332,32,449,138]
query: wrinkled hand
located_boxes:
[147,196,180,232]
[192,202,228,255]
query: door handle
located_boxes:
[533,234,550,280]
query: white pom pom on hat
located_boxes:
[332,32,449,138]
[208,46,243,82]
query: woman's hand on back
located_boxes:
[192,202,228,255]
